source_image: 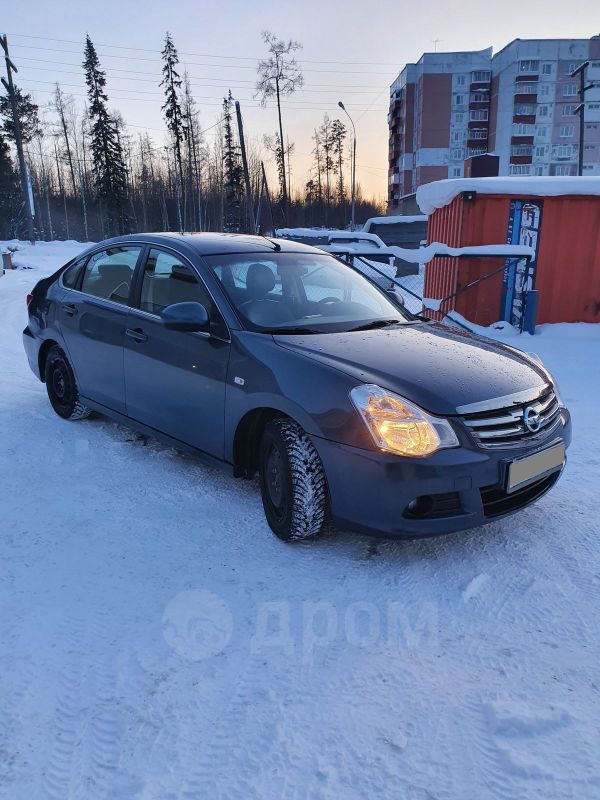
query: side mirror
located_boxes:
[160,301,210,332]
[386,288,405,307]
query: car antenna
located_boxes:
[263,236,280,251]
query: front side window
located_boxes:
[206,253,409,333]
[139,248,226,336]
[80,246,141,304]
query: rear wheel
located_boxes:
[258,418,328,541]
[44,345,91,420]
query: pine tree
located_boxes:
[222,91,244,233]
[331,119,347,206]
[0,131,20,237]
[160,32,185,231]
[0,88,41,144]
[82,35,127,236]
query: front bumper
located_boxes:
[313,410,572,538]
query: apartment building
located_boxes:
[388,36,600,210]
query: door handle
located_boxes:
[126,327,148,343]
[61,303,78,316]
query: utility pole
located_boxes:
[261,161,276,235]
[1,34,36,244]
[234,100,257,233]
[571,60,591,177]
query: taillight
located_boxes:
[26,293,33,307]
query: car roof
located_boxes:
[96,232,329,258]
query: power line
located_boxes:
[9,42,396,76]
[7,32,401,67]
[18,83,387,112]
[15,65,385,94]
[18,77,388,108]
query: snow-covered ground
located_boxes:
[1,240,600,800]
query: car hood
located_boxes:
[273,323,549,415]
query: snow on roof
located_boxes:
[416,176,600,215]
[362,215,427,232]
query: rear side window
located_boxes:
[62,256,88,289]
[80,246,141,305]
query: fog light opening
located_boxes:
[405,495,435,518]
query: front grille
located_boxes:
[460,387,561,449]
[481,471,560,518]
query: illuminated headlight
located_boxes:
[350,384,460,457]
[527,353,566,409]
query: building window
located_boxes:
[454,112,463,123]
[566,63,578,75]
[468,146,487,157]
[450,148,465,160]
[562,105,575,116]
[515,82,538,95]
[470,109,489,121]
[563,84,578,96]
[511,144,533,156]
[555,144,574,158]
[470,129,488,139]
[451,131,464,143]
[456,75,466,86]
[471,93,489,102]
[589,103,600,111]
[450,166,462,177]
[537,105,550,118]
[514,103,536,115]
[472,70,491,82]
[535,125,548,137]
[539,84,550,96]
[519,60,539,73]
[510,164,532,175]
[542,63,553,75]
[514,123,535,135]
[532,165,545,175]
[560,125,575,137]
[535,146,547,157]
[552,164,575,175]
[453,94,465,106]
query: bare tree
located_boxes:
[255,31,303,224]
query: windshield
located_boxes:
[204,252,408,333]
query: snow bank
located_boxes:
[384,242,534,265]
[362,215,427,232]
[416,176,600,215]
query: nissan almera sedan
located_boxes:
[23,233,571,541]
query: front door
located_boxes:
[58,245,142,414]
[124,247,230,459]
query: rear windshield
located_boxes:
[204,252,407,334]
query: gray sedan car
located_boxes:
[23,233,571,541]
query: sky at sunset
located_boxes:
[2,0,598,201]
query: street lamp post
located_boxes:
[338,101,356,231]
[570,60,591,177]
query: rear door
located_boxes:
[58,245,143,414]
[124,246,231,459]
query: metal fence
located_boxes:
[345,253,537,334]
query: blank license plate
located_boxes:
[507,443,565,492]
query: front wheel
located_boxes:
[258,418,328,541]
[44,345,91,420]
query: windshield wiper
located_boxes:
[348,319,401,332]
[264,326,321,335]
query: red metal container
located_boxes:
[424,192,600,325]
